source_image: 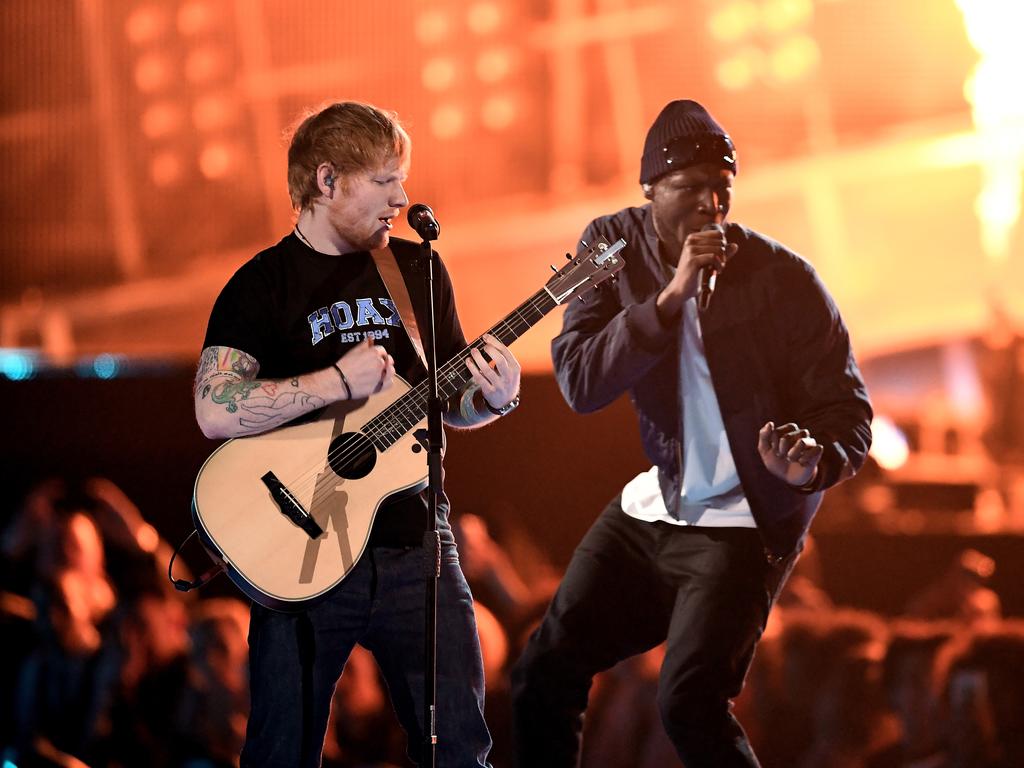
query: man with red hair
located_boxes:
[195,101,520,768]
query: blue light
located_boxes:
[92,353,121,379]
[0,351,34,381]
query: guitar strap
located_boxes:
[371,246,448,464]
[371,246,427,368]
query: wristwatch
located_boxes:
[485,393,520,416]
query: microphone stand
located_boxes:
[413,219,442,768]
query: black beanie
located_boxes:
[639,100,735,185]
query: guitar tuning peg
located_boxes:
[550,265,557,272]
[565,253,572,261]
[578,295,586,303]
[580,240,589,247]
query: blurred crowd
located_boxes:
[2,477,1024,768]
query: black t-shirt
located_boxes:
[203,233,468,546]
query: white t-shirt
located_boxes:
[622,297,756,528]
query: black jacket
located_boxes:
[552,204,873,559]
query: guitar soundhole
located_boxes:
[327,432,377,480]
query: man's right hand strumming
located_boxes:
[331,336,395,401]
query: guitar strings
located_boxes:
[284,307,536,511]
[358,296,548,446]
[311,298,544,484]
[273,294,551,511]
[337,293,547,450]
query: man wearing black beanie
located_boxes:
[510,99,873,766]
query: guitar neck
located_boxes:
[362,287,558,449]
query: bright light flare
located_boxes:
[769,34,819,83]
[467,2,503,35]
[192,94,238,132]
[125,6,170,46]
[92,353,121,379]
[760,0,813,34]
[177,1,220,36]
[869,415,910,471]
[133,53,174,93]
[415,10,451,44]
[708,2,758,43]
[140,101,185,139]
[431,105,465,139]
[476,48,514,83]
[716,47,763,90]
[481,95,517,130]
[198,142,238,179]
[421,57,458,91]
[0,350,35,381]
[185,45,230,84]
[956,0,1024,264]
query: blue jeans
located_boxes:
[241,529,492,768]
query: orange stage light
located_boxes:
[466,2,503,35]
[191,94,238,132]
[177,1,221,37]
[184,45,229,84]
[124,6,170,46]
[149,151,183,187]
[133,52,174,93]
[140,101,185,139]
[198,141,237,180]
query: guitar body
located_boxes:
[192,375,427,611]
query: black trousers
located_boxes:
[510,496,795,768]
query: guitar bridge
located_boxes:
[261,471,324,539]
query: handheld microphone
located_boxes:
[698,222,723,313]
[407,203,440,241]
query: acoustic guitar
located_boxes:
[192,237,626,610]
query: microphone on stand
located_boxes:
[407,203,440,241]
[698,221,723,313]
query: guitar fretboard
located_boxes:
[361,286,558,450]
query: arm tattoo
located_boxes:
[237,392,326,428]
[444,381,489,429]
[209,378,325,427]
[194,347,219,396]
[226,348,258,378]
[210,379,265,413]
[195,346,260,400]
[196,345,322,432]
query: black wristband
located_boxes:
[332,364,353,400]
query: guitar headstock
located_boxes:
[545,237,627,305]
